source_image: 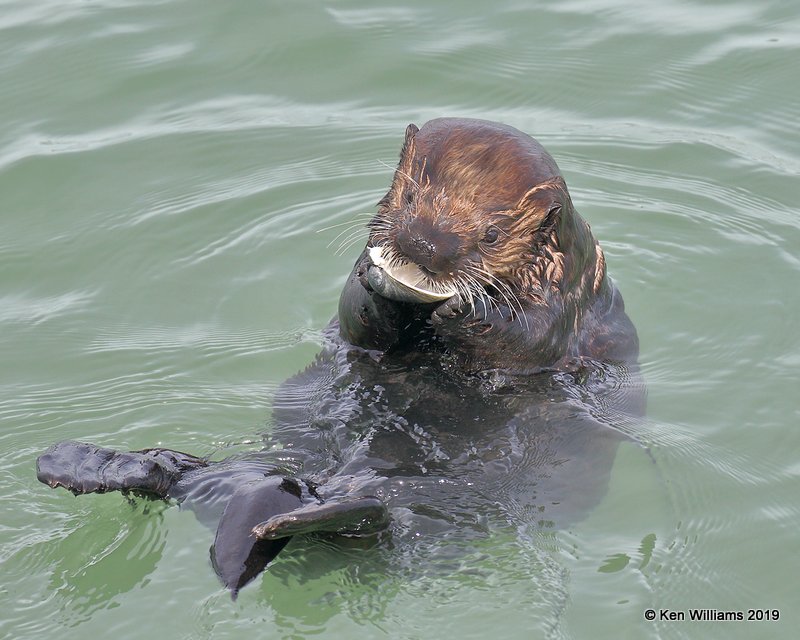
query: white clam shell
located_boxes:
[368,246,457,303]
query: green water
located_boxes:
[2,1,798,638]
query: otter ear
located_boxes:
[395,123,420,186]
[400,123,419,161]
[378,124,420,211]
[514,178,568,228]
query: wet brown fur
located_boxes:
[371,121,606,305]
[352,118,638,370]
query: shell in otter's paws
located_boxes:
[367,246,457,303]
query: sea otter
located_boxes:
[36,118,642,597]
[338,118,637,368]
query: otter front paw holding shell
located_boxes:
[431,296,515,338]
[430,295,466,325]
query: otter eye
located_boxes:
[482,226,499,245]
[405,191,414,205]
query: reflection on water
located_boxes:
[3,498,167,635]
[50,506,167,626]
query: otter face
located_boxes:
[368,118,576,306]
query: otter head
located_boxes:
[368,118,604,308]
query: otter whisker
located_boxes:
[453,278,474,317]
[333,239,364,257]
[328,227,364,255]
[491,283,528,330]
[328,222,368,244]
[367,216,392,230]
[458,272,490,318]
[377,159,422,192]
[464,264,529,330]
[326,222,370,250]
[368,226,394,240]
[465,273,497,320]
[324,215,378,243]
[367,216,392,227]
[478,292,488,320]
[334,229,372,256]
[460,269,492,309]
[369,216,399,247]
[316,213,374,234]
[466,264,518,306]
[459,274,486,319]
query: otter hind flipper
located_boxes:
[210,476,305,597]
[252,496,389,540]
[212,482,389,597]
[35,440,206,498]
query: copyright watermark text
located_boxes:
[644,609,779,622]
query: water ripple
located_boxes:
[0,290,96,325]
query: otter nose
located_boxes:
[397,236,438,271]
[395,221,462,275]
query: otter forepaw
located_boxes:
[355,251,374,291]
[430,295,465,325]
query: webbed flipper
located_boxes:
[210,476,304,597]
[253,496,389,539]
[36,440,206,497]
[36,441,391,597]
